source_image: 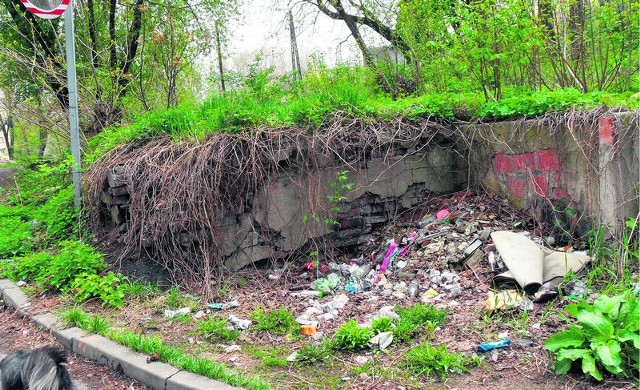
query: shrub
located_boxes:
[71,272,126,308]
[545,293,639,381]
[0,214,32,258]
[333,320,374,351]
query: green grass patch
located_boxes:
[197,317,240,341]
[333,320,374,351]
[402,342,483,381]
[250,307,297,335]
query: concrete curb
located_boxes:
[0,279,243,390]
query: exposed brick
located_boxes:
[506,176,527,198]
[598,117,616,145]
[494,153,513,173]
[536,149,560,172]
[532,175,550,197]
[513,153,535,171]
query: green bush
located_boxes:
[402,342,483,381]
[2,240,106,292]
[0,215,32,258]
[250,307,297,335]
[333,320,374,351]
[545,293,639,380]
[71,272,126,308]
[34,185,77,240]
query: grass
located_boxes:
[250,307,297,335]
[402,342,483,381]
[60,308,272,389]
[197,316,240,341]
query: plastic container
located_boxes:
[478,338,511,352]
[291,290,324,298]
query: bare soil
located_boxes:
[0,305,150,390]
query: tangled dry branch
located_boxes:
[85,116,449,296]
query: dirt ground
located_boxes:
[0,305,150,389]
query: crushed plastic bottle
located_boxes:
[478,338,511,352]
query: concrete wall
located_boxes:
[99,111,638,272]
[461,111,639,235]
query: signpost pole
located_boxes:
[63,1,81,209]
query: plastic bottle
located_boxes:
[291,290,324,298]
[379,241,398,271]
[408,281,419,298]
[477,338,511,352]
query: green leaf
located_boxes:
[594,340,623,375]
[556,348,593,362]
[554,358,573,374]
[581,354,603,381]
[617,329,640,349]
[594,294,624,318]
[577,311,614,342]
[544,327,585,352]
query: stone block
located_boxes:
[166,371,243,390]
[119,353,180,390]
[52,327,87,350]
[2,285,30,310]
[31,313,59,330]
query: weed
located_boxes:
[333,320,374,351]
[60,308,90,328]
[545,292,639,381]
[197,317,239,341]
[250,307,296,335]
[167,286,185,309]
[87,315,111,335]
[263,357,289,368]
[402,342,483,381]
[71,272,126,308]
[371,316,393,334]
[393,303,447,343]
[121,280,162,301]
[296,339,333,365]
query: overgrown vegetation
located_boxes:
[545,292,639,381]
[402,342,483,381]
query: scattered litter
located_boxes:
[354,356,368,365]
[421,288,440,301]
[291,290,324,298]
[564,279,587,296]
[435,209,450,220]
[369,331,393,350]
[287,352,298,362]
[511,338,534,348]
[300,324,317,336]
[229,356,238,362]
[322,293,349,312]
[228,315,251,330]
[16,280,27,287]
[312,273,341,294]
[224,344,241,353]
[164,307,191,318]
[483,290,533,314]
[207,299,239,310]
[193,310,206,320]
[478,338,511,352]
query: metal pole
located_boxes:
[64,0,81,209]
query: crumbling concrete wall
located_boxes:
[461,111,639,235]
[101,138,467,271]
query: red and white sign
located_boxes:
[20,0,71,19]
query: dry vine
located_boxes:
[85,115,449,296]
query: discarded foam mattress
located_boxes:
[491,231,591,294]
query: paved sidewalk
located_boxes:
[0,279,243,390]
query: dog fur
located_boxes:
[0,346,74,390]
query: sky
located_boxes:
[222,1,367,73]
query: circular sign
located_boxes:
[20,0,71,19]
